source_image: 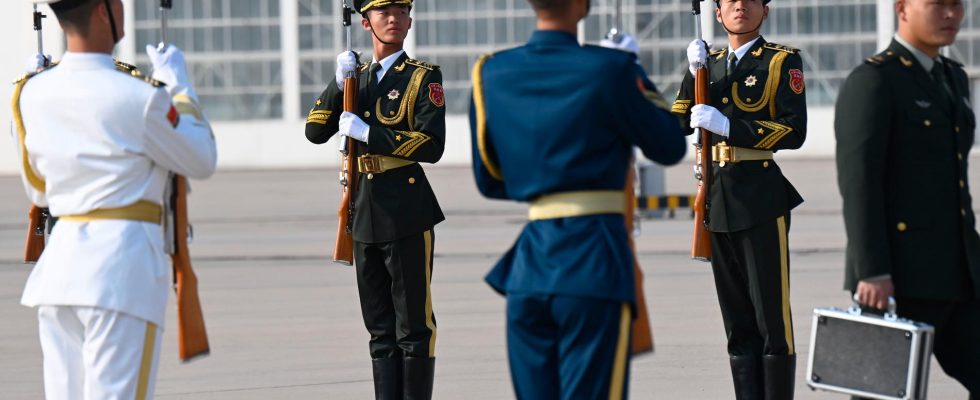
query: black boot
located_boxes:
[762,354,796,400]
[372,357,402,400]
[730,355,763,400]
[403,357,435,400]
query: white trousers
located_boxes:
[37,306,162,400]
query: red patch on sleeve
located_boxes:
[167,105,180,127]
[428,83,445,107]
[789,69,805,95]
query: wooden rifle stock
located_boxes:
[625,163,654,355]
[691,66,713,262]
[333,77,359,265]
[24,205,46,263]
[171,175,210,362]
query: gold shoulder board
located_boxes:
[762,43,799,54]
[405,58,439,71]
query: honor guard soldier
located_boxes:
[470,0,686,398]
[836,0,980,398]
[14,0,216,398]
[304,0,445,398]
[672,0,807,398]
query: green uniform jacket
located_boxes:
[672,37,807,232]
[305,52,446,243]
[835,40,980,300]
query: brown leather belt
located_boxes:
[357,155,416,174]
[712,143,773,164]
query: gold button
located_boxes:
[408,177,416,184]
[962,208,967,216]
[961,180,966,188]
[722,97,730,104]
[924,120,931,127]
[719,161,727,167]
[897,222,907,232]
[390,110,396,116]
[364,111,371,118]
[746,98,752,102]
[367,173,374,180]
[959,153,964,161]
[763,161,770,168]
[956,126,961,133]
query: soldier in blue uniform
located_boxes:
[672,0,807,398]
[469,0,687,398]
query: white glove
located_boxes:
[24,54,51,73]
[335,51,358,91]
[600,33,640,56]
[145,44,196,99]
[339,111,370,143]
[690,104,730,137]
[687,39,708,75]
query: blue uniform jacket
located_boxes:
[469,30,687,304]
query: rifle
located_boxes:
[605,0,654,355]
[624,161,654,355]
[24,205,48,263]
[690,0,713,262]
[159,0,210,362]
[333,0,358,265]
[24,5,50,263]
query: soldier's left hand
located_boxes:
[599,33,639,56]
[339,111,370,143]
[24,53,51,73]
[690,104,730,137]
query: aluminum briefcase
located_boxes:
[806,298,935,400]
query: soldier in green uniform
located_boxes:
[304,0,445,398]
[836,0,979,398]
[671,0,806,398]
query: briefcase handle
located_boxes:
[848,294,898,321]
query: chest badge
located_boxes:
[744,75,758,87]
[387,89,400,100]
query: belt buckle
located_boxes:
[359,155,383,174]
[715,143,733,163]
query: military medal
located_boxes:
[387,89,400,100]
[744,75,758,87]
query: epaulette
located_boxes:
[943,56,964,68]
[13,62,58,85]
[864,49,899,66]
[762,43,799,54]
[114,60,164,87]
[405,58,439,71]
[357,62,371,73]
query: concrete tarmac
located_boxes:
[0,158,971,399]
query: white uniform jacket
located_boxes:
[15,52,217,327]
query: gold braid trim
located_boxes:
[472,54,503,181]
[375,67,428,129]
[12,77,45,192]
[732,51,789,119]
[392,131,431,157]
[754,121,794,150]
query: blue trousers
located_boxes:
[506,293,632,400]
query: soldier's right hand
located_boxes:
[335,51,358,90]
[687,39,708,75]
[146,44,196,99]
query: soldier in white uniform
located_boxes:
[14,0,216,398]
